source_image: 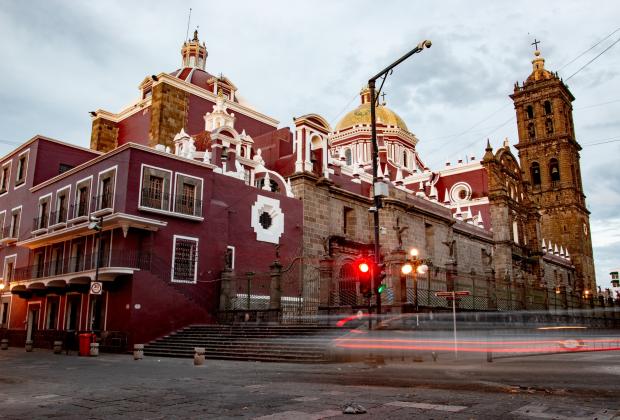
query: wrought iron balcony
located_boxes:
[12,249,151,283]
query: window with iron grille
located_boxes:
[140,165,171,211]
[174,174,202,217]
[77,185,89,217]
[172,236,198,283]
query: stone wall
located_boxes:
[90,117,118,152]
[149,82,189,149]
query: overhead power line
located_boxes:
[565,36,620,81]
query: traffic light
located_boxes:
[376,263,387,294]
[356,258,372,296]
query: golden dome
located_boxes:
[335,87,408,132]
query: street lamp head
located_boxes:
[409,248,419,258]
[417,264,429,275]
[401,263,413,275]
[88,221,101,231]
[417,39,432,50]
[0,283,5,290]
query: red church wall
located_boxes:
[31,139,100,187]
[117,108,152,147]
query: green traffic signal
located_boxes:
[377,284,386,294]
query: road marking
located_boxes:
[386,401,468,412]
[254,409,341,420]
[292,396,320,402]
[511,403,617,420]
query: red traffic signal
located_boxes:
[358,261,370,273]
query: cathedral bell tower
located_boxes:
[511,46,596,292]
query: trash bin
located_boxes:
[79,333,94,357]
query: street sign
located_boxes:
[90,281,102,295]
[435,291,471,297]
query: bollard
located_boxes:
[133,344,144,360]
[53,341,62,354]
[0,338,8,350]
[486,349,493,363]
[25,340,33,352]
[431,351,438,362]
[194,347,205,366]
[90,342,99,357]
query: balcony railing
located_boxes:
[69,201,89,220]
[49,208,68,226]
[1,225,17,241]
[174,193,202,217]
[12,249,151,282]
[93,191,113,212]
[140,187,170,211]
[32,214,49,232]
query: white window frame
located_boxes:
[3,254,17,284]
[94,165,118,214]
[139,164,173,212]
[171,235,199,284]
[9,205,22,239]
[226,245,235,270]
[0,210,5,234]
[72,175,93,221]
[173,172,203,217]
[14,149,30,190]
[0,160,11,196]
[34,192,53,232]
[51,184,71,227]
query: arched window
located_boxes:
[544,100,552,115]
[549,158,560,182]
[545,118,554,134]
[402,151,408,168]
[344,149,352,166]
[527,123,536,140]
[526,105,534,119]
[530,162,541,186]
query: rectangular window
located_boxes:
[0,163,10,193]
[174,173,203,217]
[15,151,28,186]
[46,299,59,330]
[343,207,355,236]
[96,167,116,212]
[58,163,73,174]
[101,178,112,209]
[35,200,49,230]
[33,251,45,278]
[1,302,8,326]
[50,247,63,276]
[172,236,198,283]
[77,186,89,217]
[10,208,21,238]
[140,165,171,211]
[4,255,16,283]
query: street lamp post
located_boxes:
[401,248,430,313]
[88,215,103,332]
[368,40,431,322]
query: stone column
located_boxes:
[485,269,496,310]
[269,260,283,310]
[318,257,334,307]
[219,268,235,311]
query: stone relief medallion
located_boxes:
[251,195,284,244]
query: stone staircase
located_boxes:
[143,324,346,363]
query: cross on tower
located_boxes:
[531,38,541,50]
[381,92,387,102]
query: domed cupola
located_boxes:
[335,87,409,132]
[181,29,208,70]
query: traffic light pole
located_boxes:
[368,40,431,329]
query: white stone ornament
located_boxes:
[251,195,284,244]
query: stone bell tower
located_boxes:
[511,45,596,292]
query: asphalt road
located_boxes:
[0,347,619,419]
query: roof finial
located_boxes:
[531,38,541,51]
[185,8,192,42]
[193,27,199,42]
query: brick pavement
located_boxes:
[0,348,619,419]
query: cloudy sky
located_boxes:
[0,1,618,287]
